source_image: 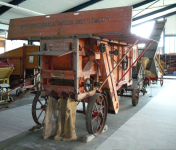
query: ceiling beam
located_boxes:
[63,0,103,13]
[0,0,26,16]
[0,22,9,25]
[133,4,176,21]
[133,0,159,9]
[133,11,176,27]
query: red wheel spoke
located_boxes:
[38,99,43,106]
[96,118,101,131]
[35,108,42,110]
[99,99,103,111]
[42,116,45,125]
[96,118,99,131]
[100,106,104,110]
[37,109,44,120]
[95,103,98,111]
[93,107,96,112]
[91,116,97,122]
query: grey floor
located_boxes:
[0,79,175,150]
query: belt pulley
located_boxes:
[121,54,128,70]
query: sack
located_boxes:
[43,96,58,139]
[144,70,157,78]
[54,97,78,141]
[139,57,149,70]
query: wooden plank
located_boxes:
[99,44,119,114]
[11,59,22,75]
[8,6,132,40]
[41,39,74,51]
[105,46,119,114]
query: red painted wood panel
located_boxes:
[8,6,132,40]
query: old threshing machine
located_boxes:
[7,6,155,136]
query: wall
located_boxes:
[165,14,176,35]
[164,15,176,54]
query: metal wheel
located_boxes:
[160,75,163,86]
[86,93,107,136]
[16,88,23,97]
[132,89,139,106]
[32,92,47,125]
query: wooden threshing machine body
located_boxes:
[7,6,154,135]
[33,38,137,114]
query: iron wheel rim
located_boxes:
[32,92,47,125]
[86,94,107,136]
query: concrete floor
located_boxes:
[0,78,175,150]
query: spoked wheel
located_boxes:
[160,75,163,86]
[16,88,23,97]
[32,92,47,125]
[132,89,139,106]
[86,93,107,136]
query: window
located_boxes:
[29,56,34,63]
[165,36,176,54]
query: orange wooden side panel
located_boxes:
[8,6,132,40]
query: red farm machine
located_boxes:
[4,6,155,138]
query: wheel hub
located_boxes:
[92,111,103,118]
[41,105,46,110]
[92,111,98,118]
